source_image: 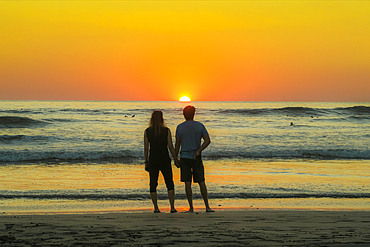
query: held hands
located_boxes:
[144,162,150,172]
[193,150,201,160]
[174,158,180,168]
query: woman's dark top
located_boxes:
[145,126,171,166]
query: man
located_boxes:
[175,105,213,212]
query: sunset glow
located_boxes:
[0,1,369,101]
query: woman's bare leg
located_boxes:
[150,192,160,213]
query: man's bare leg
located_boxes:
[199,181,214,212]
[185,182,194,212]
[167,190,177,213]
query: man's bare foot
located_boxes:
[185,208,194,213]
[206,208,214,212]
[154,209,161,213]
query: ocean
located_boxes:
[0,101,369,213]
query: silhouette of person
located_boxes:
[175,105,214,212]
[144,111,179,213]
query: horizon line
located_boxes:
[0,99,369,103]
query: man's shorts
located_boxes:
[180,156,205,183]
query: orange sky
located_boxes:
[0,1,369,101]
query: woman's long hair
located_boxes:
[149,111,166,136]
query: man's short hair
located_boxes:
[183,105,195,120]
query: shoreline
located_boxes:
[1,210,369,246]
[2,197,369,216]
[1,159,369,217]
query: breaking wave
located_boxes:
[0,135,58,143]
[219,106,370,117]
[0,116,50,128]
[0,191,368,200]
[0,148,369,163]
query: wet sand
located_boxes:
[1,210,370,246]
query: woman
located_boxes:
[144,111,179,213]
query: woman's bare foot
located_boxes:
[206,207,214,212]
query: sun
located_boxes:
[179,96,191,102]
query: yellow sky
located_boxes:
[0,1,369,101]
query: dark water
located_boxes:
[1,101,369,162]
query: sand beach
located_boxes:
[1,210,370,246]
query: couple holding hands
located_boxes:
[144,105,213,213]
